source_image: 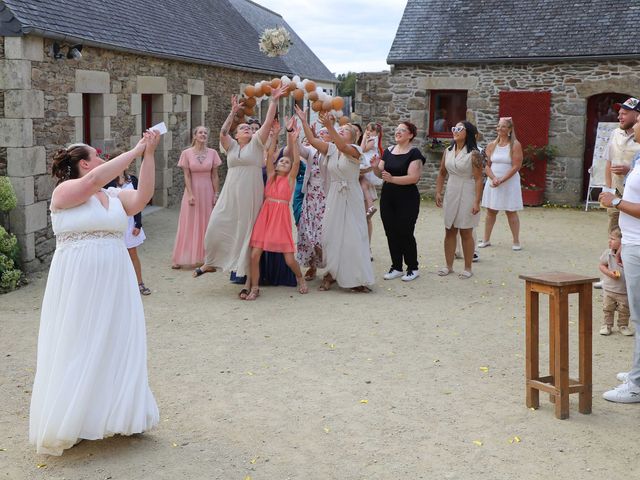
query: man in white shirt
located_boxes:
[600,112,640,403]
[604,98,640,232]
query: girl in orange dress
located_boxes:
[246,118,308,300]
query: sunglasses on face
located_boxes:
[237,125,251,131]
[451,126,465,133]
[395,128,408,134]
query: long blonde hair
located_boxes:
[491,117,518,153]
[191,125,210,147]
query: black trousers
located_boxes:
[380,184,421,271]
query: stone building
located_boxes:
[0,0,336,272]
[356,0,640,204]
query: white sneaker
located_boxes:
[617,372,629,383]
[401,270,420,282]
[603,381,640,403]
[383,268,403,280]
[472,252,479,263]
[593,281,603,289]
[599,324,612,336]
[477,241,491,248]
[512,244,522,251]
[619,326,635,336]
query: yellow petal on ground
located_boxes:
[513,436,521,443]
[329,344,336,349]
[360,399,369,404]
[246,371,254,376]
[245,476,252,480]
[36,464,47,469]
[172,442,178,447]
[324,427,331,433]
[250,457,258,464]
[479,366,489,372]
[472,440,483,447]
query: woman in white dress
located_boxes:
[478,117,524,250]
[30,130,160,456]
[435,121,484,279]
[295,106,375,292]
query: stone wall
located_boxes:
[356,61,640,203]
[0,35,278,272]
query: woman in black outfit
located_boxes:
[372,121,425,281]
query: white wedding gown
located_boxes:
[30,188,159,455]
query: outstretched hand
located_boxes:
[231,94,244,114]
[318,112,335,128]
[143,130,161,153]
[271,84,288,101]
[286,116,301,139]
[294,105,308,124]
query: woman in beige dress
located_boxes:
[435,121,484,279]
[194,85,287,298]
[295,106,375,292]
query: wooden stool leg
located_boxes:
[554,288,570,419]
[578,285,593,414]
[549,293,556,404]
[525,282,540,409]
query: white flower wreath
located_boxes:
[259,26,293,57]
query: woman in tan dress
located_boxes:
[194,85,287,298]
[295,106,374,292]
[435,121,484,279]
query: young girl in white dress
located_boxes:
[359,122,384,217]
[30,131,160,456]
[117,164,151,295]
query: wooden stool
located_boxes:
[519,272,598,419]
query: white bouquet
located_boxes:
[259,26,293,57]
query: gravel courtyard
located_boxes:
[1,203,638,480]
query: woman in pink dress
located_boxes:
[246,118,308,300]
[171,126,221,268]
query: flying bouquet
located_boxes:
[259,26,293,57]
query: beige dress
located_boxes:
[203,134,264,276]
[443,146,480,229]
[322,143,375,288]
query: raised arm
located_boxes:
[51,136,148,210]
[286,117,302,184]
[264,119,280,180]
[257,85,288,146]
[321,113,360,162]
[295,105,329,155]
[119,131,161,215]
[220,95,244,152]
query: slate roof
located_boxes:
[388,0,640,64]
[0,0,336,82]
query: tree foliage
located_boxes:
[337,72,357,97]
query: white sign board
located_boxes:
[591,122,618,186]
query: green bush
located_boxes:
[0,177,17,213]
[0,178,23,293]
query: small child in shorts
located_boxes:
[599,227,632,335]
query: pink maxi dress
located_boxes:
[171,148,221,266]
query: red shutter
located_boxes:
[499,91,552,189]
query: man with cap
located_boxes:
[604,97,640,233]
[593,98,640,290]
[599,111,640,402]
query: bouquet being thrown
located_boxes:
[259,26,293,57]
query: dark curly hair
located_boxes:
[51,143,92,185]
[400,121,417,140]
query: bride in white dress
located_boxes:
[30,130,161,456]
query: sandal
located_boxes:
[458,270,473,279]
[245,287,260,301]
[437,267,454,276]
[193,266,216,278]
[171,264,181,270]
[351,285,372,293]
[304,267,316,281]
[366,206,378,219]
[319,275,336,291]
[238,288,249,300]
[138,283,151,295]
